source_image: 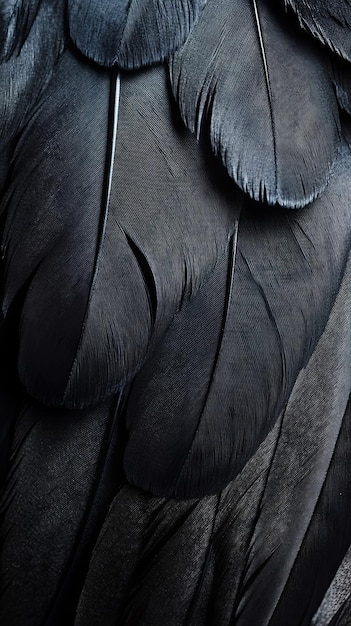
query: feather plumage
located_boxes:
[67,0,207,69]
[170,0,340,207]
[1,1,351,624]
[124,134,351,498]
[0,393,127,625]
[284,0,351,61]
[74,248,351,622]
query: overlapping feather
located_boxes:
[124,134,351,498]
[75,251,351,622]
[170,0,340,208]
[1,1,351,624]
[67,0,207,68]
[284,0,351,61]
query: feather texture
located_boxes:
[67,0,207,69]
[1,2,351,624]
[284,0,351,61]
[170,0,340,208]
[0,0,64,191]
[0,393,127,625]
[124,135,351,498]
[75,249,351,622]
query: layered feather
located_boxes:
[124,135,351,498]
[1,62,233,409]
[67,0,207,68]
[170,0,340,207]
[0,392,127,625]
[75,253,351,623]
[284,0,351,61]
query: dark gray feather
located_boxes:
[67,0,207,68]
[169,0,340,208]
[285,0,351,61]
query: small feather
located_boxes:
[285,0,351,61]
[67,0,207,69]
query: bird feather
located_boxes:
[67,0,207,69]
[170,0,340,207]
[284,0,351,62]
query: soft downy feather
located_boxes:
[169,0,340,208]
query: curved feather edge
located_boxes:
[74,253,351,623]
[67,0,207,68]
[170,0,339,208]
[123,135,351,499]
[284,0,351,62]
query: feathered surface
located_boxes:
[284,0,351,61]
[170,0,340,207]
[67,0,207,68]
[1,0,351,624]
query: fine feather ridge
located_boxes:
[67,0,207,68]
[170,0,339,208]
[284,0,351,62]
[63,71,120,403]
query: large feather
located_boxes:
[170,0,339,208]
[284,0,351,62]
[67,0,207,69]
[0,392,127,625]
[123,134,351,498]
[74,252,351,623]
[1,60,235,410]
[0,49,119,409]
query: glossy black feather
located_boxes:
[170,0,340,207]
[74,258,351,623]
[1,49,117,409]
[124,136,351,498]
[1,1,351,624]
[67,0,207,68]
[285,0,351,61]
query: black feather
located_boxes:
[67,0,207,69]
[0,393,126,625]
[285,0,351,61]
[123,134,351,498]
[0,0,64,191]
[170,0,340,207]
[74,255,351,624]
